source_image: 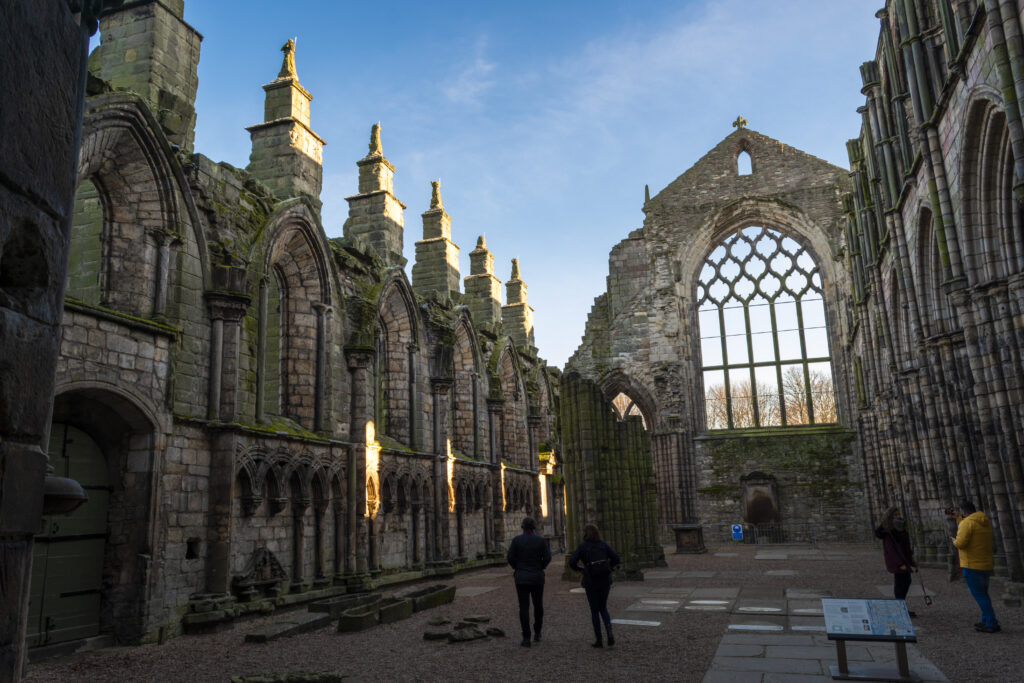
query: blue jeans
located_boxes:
[962,568,998,627]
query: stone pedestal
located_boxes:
[672,523,707,554]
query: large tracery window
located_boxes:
[697,226,836,430]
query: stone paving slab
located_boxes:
[787,599,824,615]
[765,644,872,661]
[643,570,680,579]
[622,602,679,618]
[713,552,738,557]
[648,587,694,597]
[762,674,832,682]
[454,586,497,597]
[701,670,762,683]
[738,586,783,599]
[680,571,717,578]
[788,616,826,632]
[765,569,797,576]
[691,587,739,598]
[785,588,832,599]
[711,655,824,674]
[755,553,789,560]
[727,615,787,632]
[722,633,818,646]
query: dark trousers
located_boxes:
[893,571,912,600]
[584,582,612,638]
[515,583,544,639]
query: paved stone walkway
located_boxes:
[590,547,948,682]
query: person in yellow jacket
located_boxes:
[950,499,1000,633]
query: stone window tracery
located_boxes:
[610,392,647,429]
[696,226,837,429]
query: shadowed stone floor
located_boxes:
[26,544,1022,682]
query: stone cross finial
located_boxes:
[278,38,297,79]
[430,180,442,209]
[510,258,521,280]
[732,115,747,129]
[369,123,382,156]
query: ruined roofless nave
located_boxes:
[2,1,1024,672]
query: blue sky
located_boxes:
[177,1,880,368]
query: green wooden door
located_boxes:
[27,424,110,647]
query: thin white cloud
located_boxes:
[442,35,496,106]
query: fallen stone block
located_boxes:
[485,627,505,637]
[309,593,380,619]
[461,615,490,623]
[377,597,413,624]
[423,629,450,641]
[400,584,456,612]
[447,626,487,643]
[427,615,451,626]
[338,603,379,633]
[245,613,333,643]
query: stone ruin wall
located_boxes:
[568,127,870,545]
[28,0,565,646]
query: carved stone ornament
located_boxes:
[241,494,263,517]
[231,547,288,601]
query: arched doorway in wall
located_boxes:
[30,388,157,647]
[28,424,109,647]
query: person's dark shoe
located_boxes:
[975,624,1001,633]
[975,621,985,629]
[520,638,531,647]
[591,640,603,648]
[607,635,615,647]
[907,611,917,618]
[534,632,541,642]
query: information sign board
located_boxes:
[822,598,916,642]
[731,524,743,540]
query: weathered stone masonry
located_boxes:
[25,0,563,650]
[567,125,868,547]
[844,0,1024,594]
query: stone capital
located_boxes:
[345,345,375,369]
[431,378,454,394]
[205,292,251,322]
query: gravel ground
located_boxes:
[24,543,1024,682]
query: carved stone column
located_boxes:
[206,284,251,422]
[345,347,374,587]
[291,496,309,592]
[312,302,331,432]
[430,378,453,565]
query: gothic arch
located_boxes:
[452,313,485,458]
[374,274,420,446]
[600,369,657,432]
[255,203,333,428]
[495,340,530,468]
[915,206,954,336]
[962,94,1021,284]
[74,92,208,315]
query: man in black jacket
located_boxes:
[507,517,552,647]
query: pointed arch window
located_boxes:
[611,392,647,429]
[697,226,836,429]
[737,150,753,176]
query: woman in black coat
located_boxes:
[569,523,622,648]
[874,506,917,615]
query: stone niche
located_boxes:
[741,471,779,526]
